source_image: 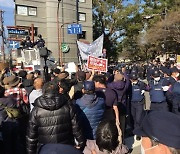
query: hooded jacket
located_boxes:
[107,73,130,115]
[26,93,85,154]
[76,94,105,140]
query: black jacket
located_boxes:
[23,79,34,95]
[26,94,85,154]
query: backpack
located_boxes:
[0,102,20,119]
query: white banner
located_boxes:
[77,34,104,60]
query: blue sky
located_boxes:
[0,0,15,26]
[0,0,137,49]
[0,0,15,52]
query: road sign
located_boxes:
[61,43,70,53]
[8,29,26,35]
[67,24,82,34]
[9,41,20,49]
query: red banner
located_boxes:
[87,56,108,72]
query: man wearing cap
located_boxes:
[75,81,105,140]
[148,69,168,111]
[129,73,147,140]
[134,111,180,154]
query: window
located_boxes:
[16,5,37,16]
[17,5,28,16]
[79,0,86,2]
[78,12,86,21]
[28,7,37,16]
[78,31,86,39]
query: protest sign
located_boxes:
[87,56,107,72]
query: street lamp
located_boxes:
[57,0,63,67]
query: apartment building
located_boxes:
[15,0,93,63]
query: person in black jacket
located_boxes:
[26,81,85,154]
[0,85,23,154]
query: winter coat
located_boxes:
[26,93,85,154]
[23,79,34,95]
[76,94,105,140]
[107,73,130,115]
[0,97,23,154]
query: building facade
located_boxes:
[15,0,93,63]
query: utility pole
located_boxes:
[57,0,63,67]
[0,10,5,62]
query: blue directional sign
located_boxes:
[9,41,20,49]
[67,24,82,34]
[8,29,26,35]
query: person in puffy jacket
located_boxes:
[26,81,85,154]
[75,81,105,140]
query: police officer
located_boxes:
[130,73,147,140]
[148,69,168,111]
[172,81,180,115]
[34,34,45,48]
[162,66,179,112]
[21,36,33,49]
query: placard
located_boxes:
[87,56,107,72]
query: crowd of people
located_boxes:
[0,58,179,154]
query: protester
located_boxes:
[134,111,180,154]
[34,70,41,79]
[93,75,119,122]
[23,73,34,95]
[75,81,105,140]
[0,85,23,154]
[108,68,130,142]
[3,75,30,154]
[29,78,43,111]
[18,70,27,83]
[26,81,85,154]
[53,68,61,79]
[83,120,129,154]
[69,71,86,100]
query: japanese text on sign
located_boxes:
[87,56,108,72]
